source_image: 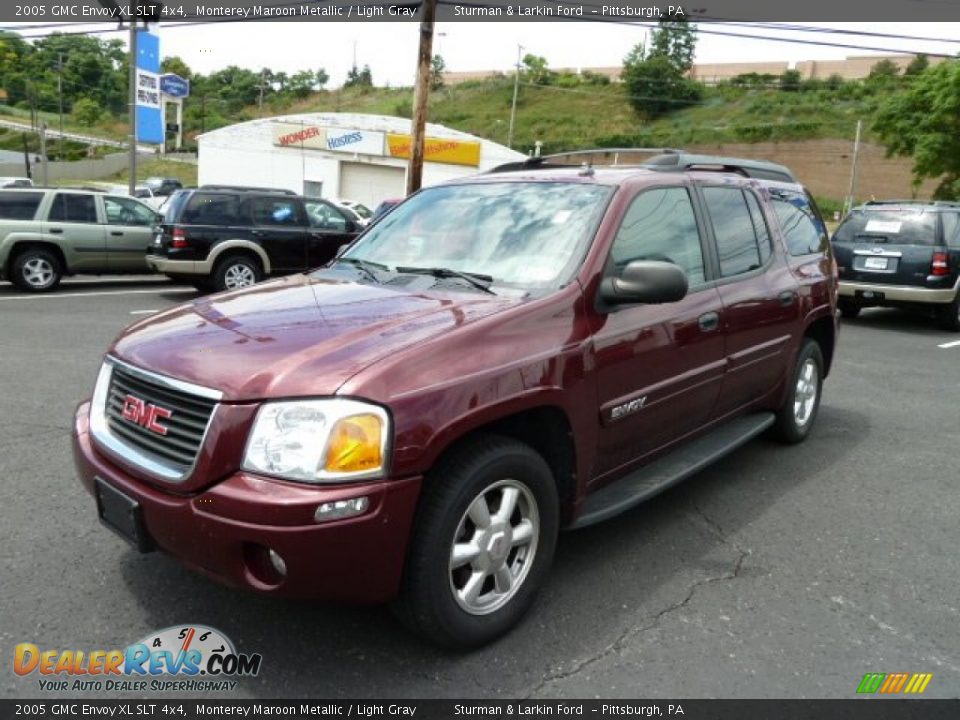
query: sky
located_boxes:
[8,21,960,86]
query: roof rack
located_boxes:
[863,199,960,207]
[641,152,798,183]
[200,184,297,195]
[487,148,681,174]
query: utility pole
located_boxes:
[406,0,437,195]
[258,69,267,116]
[39,123,48,186]
[128,5,139,197]
[22,133,31,180]
[844,119,863,217]
[56,53,64,162]
[507,44,523,149]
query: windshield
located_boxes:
[337,182,613,292]
[833,209,938,246]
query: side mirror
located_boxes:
[600,260,688,306]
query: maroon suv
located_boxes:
[73,162,838,647]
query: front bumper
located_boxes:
[838,279,958,304]
[73,401,422,604]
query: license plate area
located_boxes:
[854,255,898,273]
[864,257,888,270]
[95,478,153,553]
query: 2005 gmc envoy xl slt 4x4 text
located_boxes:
[73,155,839,648]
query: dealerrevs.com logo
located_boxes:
[14,625,262,692]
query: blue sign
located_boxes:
[135,28,163,144]
[161,74,190,99]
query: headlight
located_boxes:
[242,399,389,483]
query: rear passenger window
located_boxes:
[48,193,97,223]
[942,213,960,248]
[702,187,764,277]
[0,191,44,220]
[771,193,827,256]
[610,187,705,285]
[181,194,247,226]
[250,197,303,227]
[744,191,773,264]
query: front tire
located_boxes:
[394,435,559,648]
[213,255,261,292]
[770,339,824,444]
[12,247,62,292]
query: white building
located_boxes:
[197,112,526,209]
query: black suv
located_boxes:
[146,186,363,292]
[144,177,184,197]
[832,201,960,331]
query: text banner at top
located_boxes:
[5,1,960,23]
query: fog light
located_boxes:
[268,549,287,577]
[315,496,369,522]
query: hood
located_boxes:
[111,273,522,401]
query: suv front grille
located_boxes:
[102,362,218,476]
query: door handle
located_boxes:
[250,229,265,237]
[110,231,123,236]
[698,312,720,331]
[49,228,63,234]
[779,291,796,307]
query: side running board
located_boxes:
[569,412,775,530]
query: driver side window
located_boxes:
[610,186,705,285]
[306,202,348,231]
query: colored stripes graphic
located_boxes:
[857,672,932,694]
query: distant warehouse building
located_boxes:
[197,112,525,208]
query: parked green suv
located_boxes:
[0,188,162,292]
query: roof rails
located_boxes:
[642,152,798,183]
[200,184,298,195]
[487,147,798,183]
[487,148,681,174]
[863,199,960,208]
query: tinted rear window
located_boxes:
[180,193,248,225]
[48,193,98,223]
[833,209,938,246]
[0,191,43,220]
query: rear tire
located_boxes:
[838,300,861,319]
[393,435,559,649]
[11,247,62,292]
[212,255,261,292]
[770,339,824,445]
[936,292,960,332]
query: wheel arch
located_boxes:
[208,240,271,275]
[803,313,836,378]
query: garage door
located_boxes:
[339,162,406,209]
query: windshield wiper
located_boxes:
[335,257,388,283]
[395,266,497,295]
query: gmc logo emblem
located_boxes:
[121,394,173,435]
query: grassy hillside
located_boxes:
[254,78,875,155]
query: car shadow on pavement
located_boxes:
[115,404,869,699]
[844,307,949,338]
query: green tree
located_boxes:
[780,69,802,92]
[430,54,446,91]
[314,68,329,90]
[873,60,960,199]
[345,64,373,89]
[522,54,550,85]
[904,54,929,77]
[161,56,193,80]
[288,70,316,98]
[72,97,102,126]
[621,30,702,119]
[647,16,697,74]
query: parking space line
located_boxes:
[0,288,195,301]
[937,340,960,349]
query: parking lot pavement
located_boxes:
[1,289,959,700]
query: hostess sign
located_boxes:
[325,129,384,155]
[135,27,163,144]
[160,74,190,98]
